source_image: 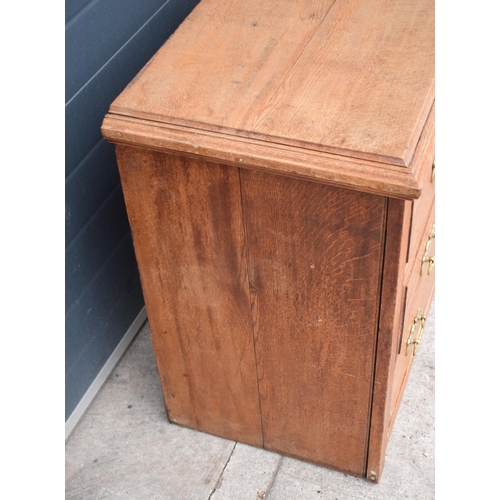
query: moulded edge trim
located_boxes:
[101,115,427,200]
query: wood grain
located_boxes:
[114,145,263,446]
[248,0,434,166]
[110,0,337,138]
[109,0,434,167]
[240,169,387,476]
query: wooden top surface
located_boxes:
[107,0,434,167]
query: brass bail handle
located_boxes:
[420,224,435,275]
[406,308,426,356]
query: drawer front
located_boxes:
[407,158,435,269]
[390,202,435,425]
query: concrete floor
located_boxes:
[66,299,435,499]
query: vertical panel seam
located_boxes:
[254,0,339,114]
[363,196,389,477]
[237,167,265,448]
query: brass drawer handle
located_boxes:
[431,162,435,183]
[406,308,426,356]
[420,224,435,275]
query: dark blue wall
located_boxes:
[65,0,200,421]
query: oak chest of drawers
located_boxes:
[102,0,435,482]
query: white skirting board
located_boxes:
[65,307,148,441]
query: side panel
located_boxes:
[115,146,262,446]
[240,169,387,476]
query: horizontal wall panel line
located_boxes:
[65,0,96,25]
[66,233,140,372]
[66,229,132,321]
[65,264,144,419]
[65,137,106,184]
[66,180,123,253]
[65,139,121,247]
[66,0,169,102]
[65,186,131,313]
[65,0,200,176]
[65,306,147,435]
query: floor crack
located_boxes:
[207,442,237,500]
[262,455,283,499]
